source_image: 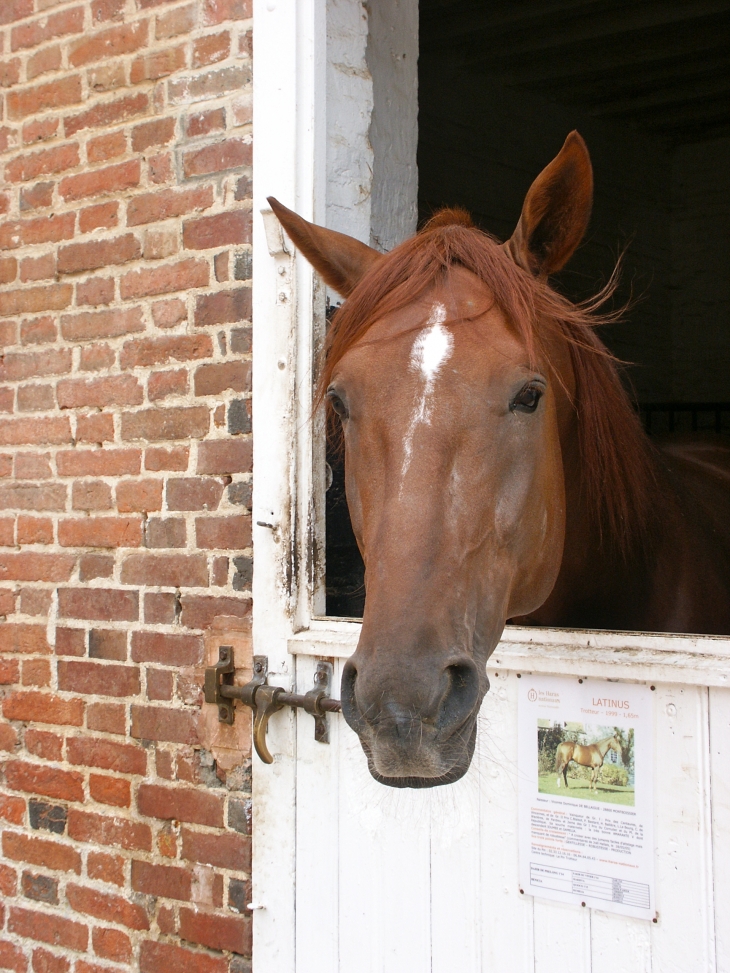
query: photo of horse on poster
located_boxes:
[537,722,635,806]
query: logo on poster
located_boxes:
[528,688,538,702]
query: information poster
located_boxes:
[518,674,655,920]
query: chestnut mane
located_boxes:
[317,212,657,553]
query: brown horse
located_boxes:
[269,131,730,789]
[555,735,622,792]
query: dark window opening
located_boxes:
[325,0,730,618]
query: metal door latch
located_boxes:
[203,648,342,764]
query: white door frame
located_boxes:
[251,3,730,970]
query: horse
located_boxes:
[555,735,622,792]
[268,131,730,789]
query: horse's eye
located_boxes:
[327,390,349,419]
[511,384,543,414]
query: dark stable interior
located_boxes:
[325,0,730,619]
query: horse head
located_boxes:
[270,133,595,787]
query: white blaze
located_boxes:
[400,303,453,488]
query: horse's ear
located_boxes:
[267,197,383,296]
[505,131,593,277]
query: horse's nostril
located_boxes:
[340,659,363,731]
[437,660,481,733]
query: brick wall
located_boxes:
[0,0,254,970]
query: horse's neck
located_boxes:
[597,738,614,757]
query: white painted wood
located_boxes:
[710,688,730,973]
[533,899,592,973]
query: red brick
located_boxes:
[20,317,55,344]
[121,406,209,442]
[91,0,126,22]
[183,210,251,249]
[197,441,251,476]
[19,253,55,281]
[0,863,18,895]
[0,285,72,317]
[0,941,25,973]
[202,0,251,24]
[20,592,53,621]
[86,703,125,735]
[87,61,126,92]
[0,722,19,751]
[87,851,124,886]
[0,517,15,545]
[11,8,84,51]
[91,926,131,964]
[57,660,140,697]
[179,907,249,955]
[74,412,117,445]
[87,774,129,808]
[0,58,22,87]
[57,588,139,622]
[122,553,207,587]
[194,287,251,327]
[32,948,70,973]
[0,482,66,510]
[78,202,119,234]
[4,760,84,801]
[0,659,20,684]
[0,416,70,446]
[72,480,112,511]
[131,46,185,84]
[0,789,25,824]
[0,628,52,659]
[27,45,62,81]
[195,515,250,549]
[69,882,149,930]
[79,553,114,581]
[87,131,126,164]
[25,729,63,761]
[148,151,173,183]
[58,517,142,549]
[22,119,59,151]
[67,809,152,851]
[127,186,213,227]
[59,160,140,202]
[21,657,51,685]
[20,182,54,213]
[76,277,115,307]
[143,591,177,623]
[148,368,188,401]
[186,108,225,138]
[16,517,54,545]
[57,234,141,275]
[147,668,173,700]
[181,829,249,870]
[179,594,250,629]
[9,907,87,952]
[16,383,54,412]
[139,940,227,973]
[137,782,223,827]
[60,306,143,342]
[166,477,224,511]
[145,446,189,471]
[0,213,76,250]
[7,76,82,121]
[192,31,230,68]
[131,860,191,901]
[168,64,248,104]
[3,833,81,875]
[56,448,141,477]
[55,628,85,657]
[120,334,212,368]
[5,143,79,183]
[151,297,186,328]
[0,554,74,582]
[59,375,142,411]
[120,257,209,300]
[194,361,250,396]
[88,629,126,661]
[0,255,17,283]
[70,21,148,67]
[116,479,163,513]
[183,138,249,179]
[131,705,199,745]
[131,117,175,153]
[65,92,149,137]
[66,737,145,776]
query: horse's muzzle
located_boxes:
[340,656,484,788]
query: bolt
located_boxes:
[254,662,264,674]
